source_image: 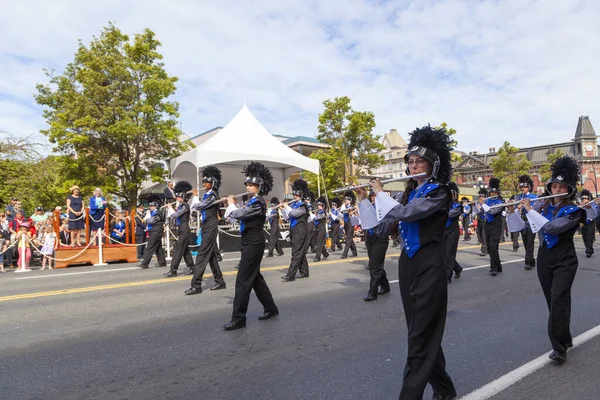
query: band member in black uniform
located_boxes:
[362,190,391,302]
[186,166,226,294]
[357,125,456,400]
[312,197,330,262]
[579,189,596,258]
[460,197,471,241]
[303,191,315,255]
[444,182,463,283]
[137,195,167,269]
[135,203,147,260]
[281,179,310,281]
[163,181,195,278]
[475,189,488,256]
[508,195,520,252]
[266,197,284,257]
[223,162,279,331]
[476,178,504,276]
[340,190,358,259]
[329,198,343,252]
[516,175,538,269]
[507,156,597,364]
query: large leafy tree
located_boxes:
[35,23,188,206]
[490,141,533,195]
[538,149,565,183]
[317,97,384,185]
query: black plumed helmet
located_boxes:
[202,165,222,190]
[330,197,341,207]
[316,196,327,207]
[174,181,193,198]
[292,179,308,198]
[243,162,274,196]
[580,189,593,200]
[304,190,314,202]
[518,174,534,189]
[448,182,459,195]
[478,188,489,197]
[547,156,580,198]
[404,125,453,182]
[270,197,279,206]
[148,193,163,207]
[488,178,501,193]
[344,190,356,204]
[461,196,469,202]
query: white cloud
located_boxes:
[1,0,599,153]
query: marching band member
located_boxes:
[357,125,456,400]
[362,190,391,302]
[329,198,343,252]
[506,156,597,364]
[312,197,330,262]
[137,195,167,269]
[223,162,279,331]
[460,196,471,241]
[163,181,196,278]
[303,191,316,255]
[476,178,504,276]
[516,175,538,269]
[187,166,226,294]
[134,204,146,260]
[579,189,596,258]
[281,179,310,281]
[444,182,463,283]
[266,197,284,257]
[475,189,488,256]
[340,190,358,259]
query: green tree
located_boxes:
[538,149,565,183]
[303,146,346,199]
[490,141,533,195]
[317,97,384,185]
[35,23,189,207]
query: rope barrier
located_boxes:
[66,213,85,222]
[100,231,146,247]
[0,241,16,255]
[89,213,106,223]
[24,232,99,262]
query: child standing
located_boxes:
[40,226,56,270]
[15,222,33,271]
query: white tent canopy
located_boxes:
[170,105,320,199]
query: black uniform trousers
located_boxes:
[581,221,595,256]
[462,216,471,240]
[537,241,578,354]
[136,233,146,259]
[231,240,278,324]
[522,224,536,266]
[398,244,455,399]
[365,232,389,296]
[267,220,283,256]
[192,224,224,288]
[511,231,520,251]
[286,223,309,278]
[476,219,487,255]
[304,225,314,254]
[169,228,194,271]
[341,221,357,257]
[140,230,166,267]
[330,222,342,251]
[485,218,502,272]
[313,224,329,261]
[443,226,462,282]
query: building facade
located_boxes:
[371,129,408,179]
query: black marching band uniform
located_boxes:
[476,178,504,276]
[579,189,596,258]
[358,126,456,400]
[137,194,167,269]
[303,191,315,255]
[266,197,284,257]
[163,181,195,277]
[507,156,597,364]
[340,190,358,259]
[329,198,343,252]
[135,204,147,260]
[186,166,226,294]
[282,179,310,281]
[460,197,471,241]
[312,197,330,262]
[223,162,279,331]
[444,183,463,283]
[362,191,391,302]
[515,175,538,269]
[475,188,488,256]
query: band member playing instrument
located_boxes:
[460,197,471,241]
[163,181,196,278]
[329,198,343,252]
[357,125,456,400]
[312,197,330,262]
[476,178,504,276]
[475,189,488,256]
[340,190,358,259]
[223,162,278,331]
[579,189,596,258]
[362,190,391,302]
[281,179,310,281]
[266,197,284,257]
[137,195,167,269]
[444,182,463,283]
[507,156,597,364]
[515,175,538,269]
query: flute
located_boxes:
[464,196,498,206]
[266,198,297,212]
[489,193,568,209]
[331,172,428,194]
[209,192,252,207]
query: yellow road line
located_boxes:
[0,242,509,302]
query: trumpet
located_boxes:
[489,193,568,209]
[331,172,428,194]
[209,192,251,207]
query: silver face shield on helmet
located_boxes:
[202,176,217,187]
[546,175,576,198]
[404,146,440,178]
[244,176,263,189]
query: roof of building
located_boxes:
[575,116,596,138]
[281,135,322,145]
[382,129,407,149]
[187,126,223,140]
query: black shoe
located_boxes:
[276,252,284,256]
[265,254,274,258]
[513,248,518,252]
[566,341,573,349]
[217,256,223,262]
[586,254,592,258]
[377,288,390,296]
[296,273,309,279]
[363,294,377,302]
[454,268,462,279]
[281,275,295,282]
[184,268,194,276]
[163,270,177,278]
[210,282,226,291]
[234,265,239,270]
[549,350,566,365]
[432,391,457,400]
[157,264,167,268]
[137,264,149,269]
[498,267,503,273]
[184,286,202,295]
[313,258,321,262]
[350,253,357,257]
[223,320,246,331]
[258,310,279,320]
[322,256,328,261]
[524,265,532,270]
[340,255,347,259]
[490,270,497,276]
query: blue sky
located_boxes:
[1,0,599,154]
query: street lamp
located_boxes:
[473,176,488,190]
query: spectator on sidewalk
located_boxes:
[66,185,85,247]
[15,222,33,270]
[110,211,126,243]
[59,222,71,246]
[40,225,56,270]
[5,198,18,221]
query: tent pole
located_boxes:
[317,169,321,197]
[196,168,200,190]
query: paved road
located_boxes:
[1,238,599,400]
